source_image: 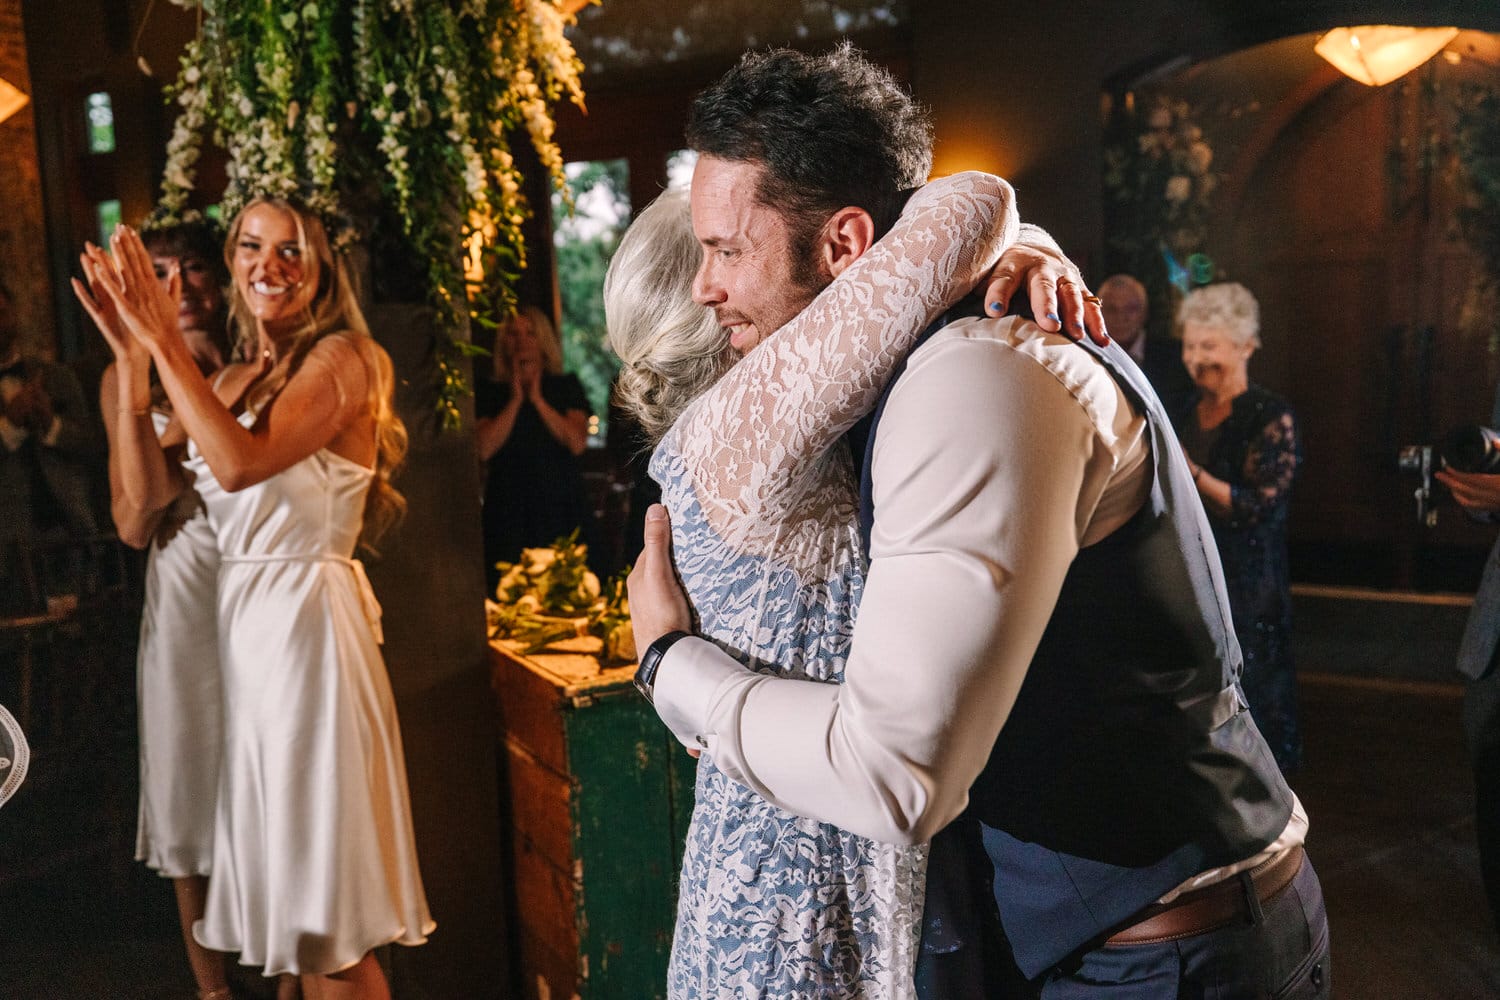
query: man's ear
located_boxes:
[818,207,876,281]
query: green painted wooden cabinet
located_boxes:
[490,639,696,1000]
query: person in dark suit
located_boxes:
[0,276,99,612]
[1438,385,1500,934]
[1099,273,1192,413]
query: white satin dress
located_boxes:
[192,408,433,976]
[134,409,221,878]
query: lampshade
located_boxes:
[1315,26,1460,86]
[0,75,29,125]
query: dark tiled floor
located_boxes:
[1291,674,1499,998]
[0,673,1495,998]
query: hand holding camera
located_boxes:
[1437,465,1500,516]
[1401,425,1500,524]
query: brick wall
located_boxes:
[0,0,53,358]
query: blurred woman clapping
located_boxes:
[475,305,592,590]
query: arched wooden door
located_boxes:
[1215,47,1500,590]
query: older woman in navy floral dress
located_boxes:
[1176,282,1304,773]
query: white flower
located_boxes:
[237,95,254,117]
[383,81,398,98]
[1188,141,1213,176]
[522,548,557,573]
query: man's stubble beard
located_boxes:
[774,225,835,337]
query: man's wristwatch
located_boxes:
[634,630,692,705]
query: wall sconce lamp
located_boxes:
[0,75,29,126]
[1315,26,1460,86]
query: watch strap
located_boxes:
[634,629,692,705]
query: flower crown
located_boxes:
[224,182,361,255]
[139,204,222,240]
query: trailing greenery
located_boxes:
[156,0,587,426]
[1454,84,1500,350]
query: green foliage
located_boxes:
[487,529,634,663]
[1449,83,1500,351]
[155,0,588,428]
[1455,86,1500,293]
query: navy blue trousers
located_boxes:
[917,852,1330,999]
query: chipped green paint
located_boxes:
[562,683,696,999]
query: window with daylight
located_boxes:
[85,92,115,153]
[666,149,697,191]
[95,200,122,246]
[552,158,631,444]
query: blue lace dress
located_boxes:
[652,172,1018,999]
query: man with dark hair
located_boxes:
[0,276,99,613]
[630,44,1329,998]
[686,42,933,253]
[681,44,1095,356]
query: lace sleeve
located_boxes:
[670,171,1019,536]
[1230,408,1300,524]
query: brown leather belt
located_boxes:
[1105,845,1305,946]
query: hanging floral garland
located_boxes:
[155,0,587,428]
[1102,95,1220,334]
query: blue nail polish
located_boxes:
[1046,312,1060,323]
[989,301,1005,314]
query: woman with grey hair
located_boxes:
[607,173,1020,997]
[1176,281,1304,772]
